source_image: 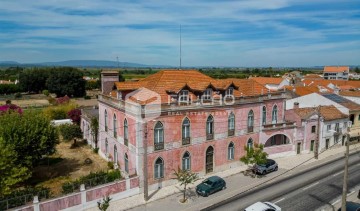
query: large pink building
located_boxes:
[98,70,296,192]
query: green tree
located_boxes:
[118,71,125,82]
[19,68,51,93]
[59,123,82,142]
[0,137,31,196]
[173,167,199,203]
[0,111,58,178]
[90,117,99,148]
[46,67,86,97]
[240,143,268,176]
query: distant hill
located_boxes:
[0,60,172,68]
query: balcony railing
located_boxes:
[124,138,128,146]
[206,133,214,140]
[247,126,254,133]
[182,137,190,145]
[228,129,235,136]
[262,122,296,131]
[154,142,164,151]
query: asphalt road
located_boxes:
[206,152,360,211]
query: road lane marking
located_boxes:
[348,190,355,196]
[303,182,319,190]
[332,171,344,177]
[332,199,340,206]
[273,198,285,204]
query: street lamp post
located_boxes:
[341,133,350,210]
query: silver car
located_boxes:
[253,159,278,175]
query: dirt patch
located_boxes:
[31,140,108,196]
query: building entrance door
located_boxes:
[206,146,214,173]
[297,143,301,154]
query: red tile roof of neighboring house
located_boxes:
[339,90,360,97]
[113,70,269,103]
[249,77,283,85]
[293,105,348,121]
[338,85,355,90]
[324,66,349,73]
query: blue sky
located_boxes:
[0,0,359,67]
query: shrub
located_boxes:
[61,170,122,194]
[56,95,70,105]
[42,90,49,96]
[67,109,81,125]
[107,161,114,169]
[59,124,82,141]
[93,147,99,153]
[43,103,76,120]
[84,95,91,100]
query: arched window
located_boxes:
[247,138,253,149]
[228,142,234,160]
[182,118,190,140]
[154,157,164,179]
[182,151,191,171]
[114,145,118,164]
[247,110,254,132]
[113,114,117,138]
[105,138,108,155]
[124,119,128,146]
[262,106,267,125]
[154,122,164,150]
[206,115,214,140]
[272,105,278,123]
[104,110,108,132]
[228,112,235,136]
[124,153,129,173]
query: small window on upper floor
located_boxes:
[311,125,316,133]
[203,88,212,100]
[327,124,331,131]
[344,122,347,128]
[226,87,234,96]
[358,114,360,121]
[179,90,189,102]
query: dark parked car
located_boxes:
[196,176,226,197]
[337,202,360,211]
[253,159,278,175]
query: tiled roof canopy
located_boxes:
[249,77,283,85]
[293,105,348,121]
[113,70,268,102]
[323,66,349,73]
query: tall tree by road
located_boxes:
[46,67,86,97]
[240,143,268,176]
[173,167,199,203]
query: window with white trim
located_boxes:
[182,152,191,171]
[203,88,212,100]
[228,142,234,160]
[154,157,164,179]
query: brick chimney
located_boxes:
[101,70,119,95]
[294,102,299,109]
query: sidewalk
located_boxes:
[85,143,360,211]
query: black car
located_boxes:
[253,159,278,175]
[196,176,226,197]
[338,202,360,211]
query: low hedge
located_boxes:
[62,170,122,194]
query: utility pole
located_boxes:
[314,106,321,159]
[143,121,148,201]
[341,134,350,210]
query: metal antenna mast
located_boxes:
[180,24,182,70]
[116,56,120,69]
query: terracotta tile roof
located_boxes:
[303,74,322,79]
[293,105,348,121]
[113,70,270,103]
[338,85,355,90]
[324,66,349,73]
[249,77,283,85]
[222,78,267,96]
[339,90,360,97]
